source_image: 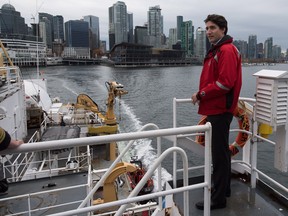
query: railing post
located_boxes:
[28,194,32,216]
[172,97,177,189]
[250,104,258,188]
[157,136,162,211]
[204,122,212,216]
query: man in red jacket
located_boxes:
[192,14,242,210]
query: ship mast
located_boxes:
[36,0,39,78]
[105,81,128,125]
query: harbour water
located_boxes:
[21,64,288,189]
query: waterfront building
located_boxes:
[194,27,206,61]
[0,38,46,66]
[180,20,194,57]
[108,1,128,50]
[0,3,46,66]
[64,20,89,58]
[264,37,273,59]
[84,15,100,57]
[176,16,183,41]
[52,42,64,57]
[147,5,163,48]
[134,26,148,45]
[100,40,107,53]
[109,42,187,67]
[0,4,28,35]
[168,28,177,49]
[248,35,257,59]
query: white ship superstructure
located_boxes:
[0,38,46,66]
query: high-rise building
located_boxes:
[195,27,206,61]
[168,28,177,49]
[64,20,89,58]
[147,5,163,48]
[39,13,53,49]
[108,1,128,50]
[176,16,183,41]
[0,4,28,35]
[84,15,100,54]
[257,43,264,59]
[52,15,64,57]
[134,26,148,45]
[180,20,194,57]
[127,13,133,43]
[272,45,281,60]
[234,40,248,59]
[248,35,257,59]
[53,15,64,43]
[264,37,273,59]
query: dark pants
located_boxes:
[207,112,233,204]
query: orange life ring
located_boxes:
[196,102,250,156]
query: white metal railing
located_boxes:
[0,66,22,91]
[78,123,160,209]
[0,183,88,216]
[172,97,288,198]
[1,124,212,216]
[5,116,88,182]
[2,148,89,182]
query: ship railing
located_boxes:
[2,114,90,182]
[0,183,88,215]
[2,147,90,182]
[0,66,22,95]
[172,97,288,197]
[1,124,213,216]
[2,115,58,182]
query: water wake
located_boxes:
[117,100,172,191]
[61,79,79,96]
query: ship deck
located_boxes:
[2,172,287,215]
[0,172,89,216]
[173,175,288,216]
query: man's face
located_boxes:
[205,21,225,45]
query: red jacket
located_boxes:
[197,35,242,115]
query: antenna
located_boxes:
[36,0,39,79]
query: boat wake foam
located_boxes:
[118,100,172,191]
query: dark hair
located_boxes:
[204,14,228,35]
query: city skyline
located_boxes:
[6,0,288,51]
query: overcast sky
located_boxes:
[5,0,288,51]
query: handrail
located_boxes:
[172,97,288,201]
[230,160,288,194]
[115,146,190,216]
[2,124,212,216]
[78,123,160,208]
[1,125,211,155]
[49,182,208,216]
